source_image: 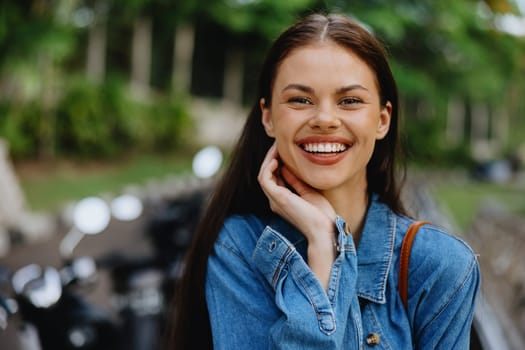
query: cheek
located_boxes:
[351,119,381,157]
[362,132,379,155]
[273,138,299,170]
[271,119,295,147]
[355,115,382,140]
[274,138,292,158]
[362,134,381,165]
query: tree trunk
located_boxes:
[445,97,465,146]
[86,18,107,83]
[130,16,152,98]
[38,53,57,160]
[493,106,508,151]
[172,23,195,94]
[223,47,244,105]
[470,102,491,160]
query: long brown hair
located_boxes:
[168,13,406,349]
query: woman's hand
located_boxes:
[258,143,338,289]
[258,143,336,240]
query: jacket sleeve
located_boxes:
[409,227,481,349]
[205,216,362,350]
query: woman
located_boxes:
[170,13,480,349]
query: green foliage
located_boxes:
[207,0,317,39]
[0,76,191,160]
[0,1,76,67]
[0,103,40,158]
[403,115,472,166]
[56,77,123,157]
[1,0,524,166]
[390,61,438,99]
[54,76,191,158]
[145,94,192,149]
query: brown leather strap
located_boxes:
[399,221,431,309]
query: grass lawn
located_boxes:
[15,153,525,230]
[15,151,195,212]
[430,177,525,230]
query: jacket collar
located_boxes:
[265,194,397,304]
[356,194,396,304]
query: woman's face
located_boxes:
[261,41,391,194]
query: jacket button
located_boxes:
[366,333,380,346]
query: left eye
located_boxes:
[339,97,362,105]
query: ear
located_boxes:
[376,101,392,140]
[260,98,275,137]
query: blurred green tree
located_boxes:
[0,0,76,159]
[0,0,523,165]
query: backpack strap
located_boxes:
[398,221,431,309]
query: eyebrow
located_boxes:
[281,83,369,94]
[336,84,369,94]
[282,84,314,94]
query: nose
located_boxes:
[308,105,341,130]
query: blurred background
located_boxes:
[0,0,524,349]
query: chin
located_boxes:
[303,176,343,192]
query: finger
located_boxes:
[258,158,279,192]
[261,143,278,168]
[258,144,277,179]
[275,171,286,188]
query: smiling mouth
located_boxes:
[300,142,349,154]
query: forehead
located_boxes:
[274,42,379,92]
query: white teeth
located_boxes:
[303,143,347,153]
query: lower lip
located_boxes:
[300,148,349,165]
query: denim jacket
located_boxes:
[205,194,480,349]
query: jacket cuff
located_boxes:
[252,226,296,288]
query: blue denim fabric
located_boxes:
[205,194,480,349]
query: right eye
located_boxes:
[288,97,313,105]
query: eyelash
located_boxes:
[287,96,363,106]
[288,96,313,104]
[339,97,362,105]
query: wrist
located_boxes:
[307,238,337,291]
[307,236,337,262]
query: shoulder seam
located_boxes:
[417,254,478,336]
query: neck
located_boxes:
[322,182,369,245]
